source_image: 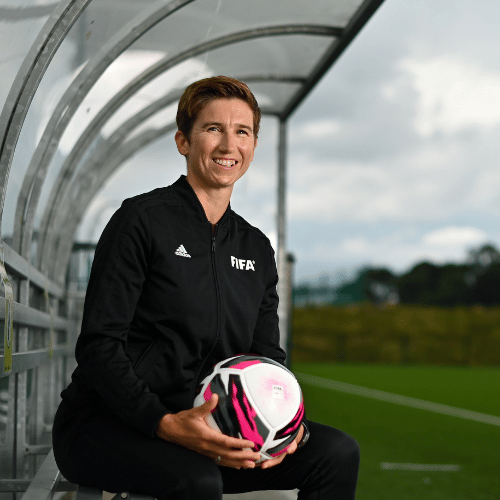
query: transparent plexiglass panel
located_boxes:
[124,103,178,143]
[1,0,167,242]
[32,29,333,246]
[70,29,333,149]
[0,1,57,242]
[1,0,370,255]
[132,0,362,56]
[199,35,334,91]
[3,36,81,240]
[0,2,55,115]
[246,82,303,114]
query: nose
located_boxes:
[219,131,236,152]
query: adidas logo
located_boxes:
[175,245,191,258]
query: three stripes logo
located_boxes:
[175,245,191,258]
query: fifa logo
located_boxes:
[231,256,255,271]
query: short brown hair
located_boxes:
[176,76,261,139]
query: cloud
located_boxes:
[295,119,341,141]
[402,56,500,136]
[323,226,490,274]
[287,134,480,225]
[422,226,488,247]
[337,236,369,255]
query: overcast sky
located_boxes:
[285,0,500,283]
[78,0,500,284]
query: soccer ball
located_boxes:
[194,354,305,461]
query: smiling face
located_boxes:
[175,98,257,194]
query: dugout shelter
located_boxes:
[0,1,384,498]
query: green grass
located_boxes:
[292,363,500,499]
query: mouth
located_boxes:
[213,158,237,168]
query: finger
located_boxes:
[259,453,286,469]
[221,456,257,470]
[223,435,257,451]
[197,426,259,455]
[206,430,256,451]
[285,440,298,455]
[287,424,304,456]
[211,442,261,466]
[221,456,258,470]
[225,446,261,461]
[259,445,294,469]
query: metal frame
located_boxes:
[276,119,289,353]
[3,449,75,498]
[0,239,74,487]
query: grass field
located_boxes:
[292,363,500,499]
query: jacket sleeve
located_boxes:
[74,201,169,436]
[249,241,286,365]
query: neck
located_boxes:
[186,175,232,226]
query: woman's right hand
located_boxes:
[156,394,261,469]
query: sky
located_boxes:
[285,0,500,283]
[75,0,500,285]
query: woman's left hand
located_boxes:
[258,423,305,469]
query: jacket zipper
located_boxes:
[192,224,221,401]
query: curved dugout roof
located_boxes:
[0,0,384,285]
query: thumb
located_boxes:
[198,393,218,415]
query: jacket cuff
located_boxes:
[128,394,171,437]
[297,420,310,449]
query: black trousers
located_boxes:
[53,401,359,500]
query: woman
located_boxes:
[53,76,360,499]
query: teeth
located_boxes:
[214,158,236,167]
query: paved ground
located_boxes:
[223,490,298,499]
[100,485,298,499]
[100,488,298,500]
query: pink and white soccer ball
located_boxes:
[193,355,305,461]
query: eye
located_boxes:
[208,126,220,132]
[238,129,249,135]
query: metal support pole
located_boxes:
[276,118,289,358]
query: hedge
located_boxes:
[291,304,500,366]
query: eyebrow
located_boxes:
[202,121,254,133]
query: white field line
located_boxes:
[380,462,461,471]
[295,373,500,427]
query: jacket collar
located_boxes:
[170,175,231,231]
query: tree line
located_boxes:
[294,244,500,307]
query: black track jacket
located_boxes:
[61,176,286,437]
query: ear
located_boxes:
[175,130,189,156]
